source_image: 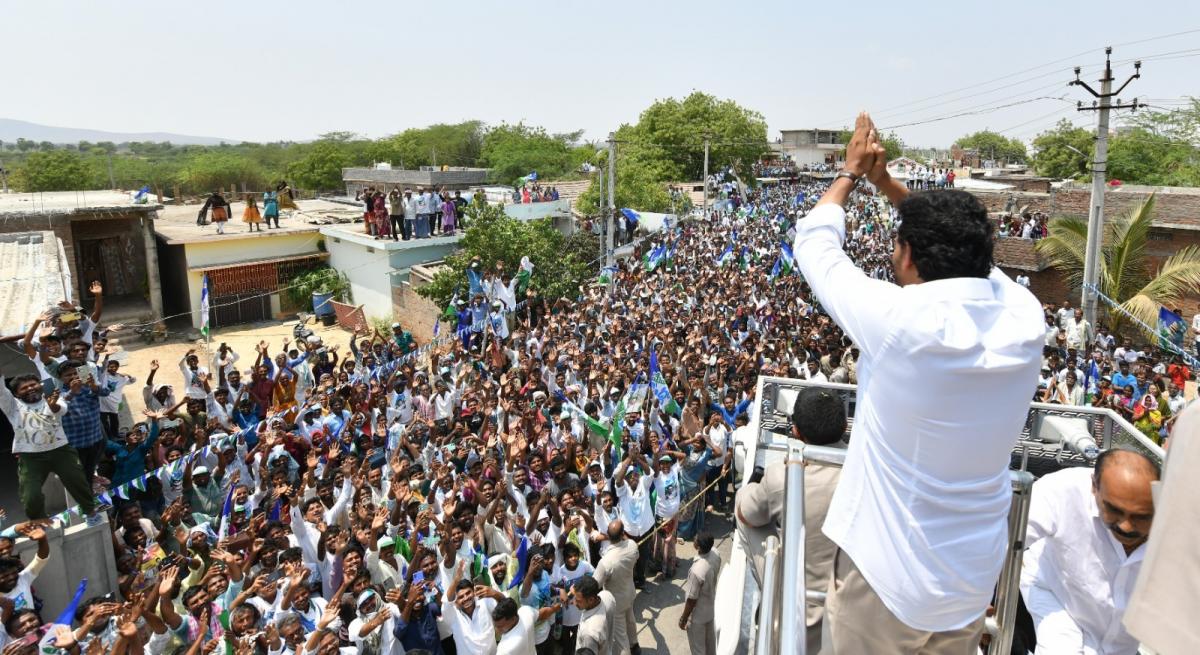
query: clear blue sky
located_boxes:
[7,0,1199,148]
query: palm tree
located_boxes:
[1036,194,1200,336]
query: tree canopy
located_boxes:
[415,202,599,309]
[1031,120,1094,179]
[954,130,1028,164]
[479,123,580,184]
[576,91,768,215]
[13,150,95,192]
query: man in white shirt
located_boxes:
[796,113,1043,654]
[492,597,538,655]
[614,452,654,588]
[444,563,499,655]
[1021,448,1158,654]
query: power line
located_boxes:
[811,27,1200,128]
[877,96,1072,130]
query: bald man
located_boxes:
[593,520,640,655]
[1020,448,1159,654]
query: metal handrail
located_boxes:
[779,442,808,654]
[757,535,782,655]
[988,470,1035,655]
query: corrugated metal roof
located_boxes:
[0,231,73,338]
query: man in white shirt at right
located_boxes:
[795,113,1044,654]
[1021,448,1158,654]
[1193,311,1200,358]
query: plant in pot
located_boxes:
[288,267,350,325]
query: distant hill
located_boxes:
[0,118,239,146]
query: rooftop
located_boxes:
[318,224,462,250]
[0,190,162,217]
[342,167,489,186]
[0,231,72,338]
[153,198,359,244]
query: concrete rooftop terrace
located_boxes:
[0,190,162,216]
[153,198,362,244]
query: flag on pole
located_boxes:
[39,578,88,651]
[779,241,796,275]
[200,274,211,339]
[527,171,538,181]
[507,534,530,590]
[768,256,782,281]
[598,266,616,285]
[217,484,236,540]
[516,256,534,295]
[739,247,750,271]
[1158,307,1186,350]
[649,350,681,416]
[716,243,734,267]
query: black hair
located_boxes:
[896,190,993,281]
[491,597,519,622]
[57,359,85,378]
[182,585,207,607]
[75,596,107,622]
[791,387,847,446]
[575,575,600,599]
[1093,447,1161,485]
[455,578,473,594]
[696,532,715,555]
[0,557,22,574]
[5,608,39,637]
[6,375,40,393]
[562,542,582,560]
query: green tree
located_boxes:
[285,141,354,191]
[627,92,769,182]
[577,92,766,214]
[1105,100,1200,186]
[479,123,577,184]
[175,151,265,194]
[374,121,485,170]
[15,138,35,152]
[954,130,1027,164]
[1037,195,1200,335]
[1031,119,1094,179]
[15,150,97,191]
[416,202,596,309]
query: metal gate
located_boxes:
[210,292,271,327]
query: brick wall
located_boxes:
[970,186,1200,229]
[391,281,441,346]
[976,186,1200,326]
[993,237,1046,271]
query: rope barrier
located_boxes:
[636,468,729,547]
[1085,282,1199,368]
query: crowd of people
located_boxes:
[354,186,477,241]
[998,210,1049,240]
[0,112,1193,655]
[901,166,955,190]
[197,183,299,236]
[0,163,904,655]
[510,186,561,205]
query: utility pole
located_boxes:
[597,159,606,264]
[1071,47,1142,329]
[106,153,116,190]
[606,133,616,268]
[702,137,710,216]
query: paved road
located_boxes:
[631,513,736,654]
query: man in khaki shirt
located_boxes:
[679,532,721,655]
[594,520,640,655]
[735,386,847,654]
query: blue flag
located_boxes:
[507,534,530,590]
[217,484,235,539]
[1158,307,1186,350]
[649,350,681,416]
